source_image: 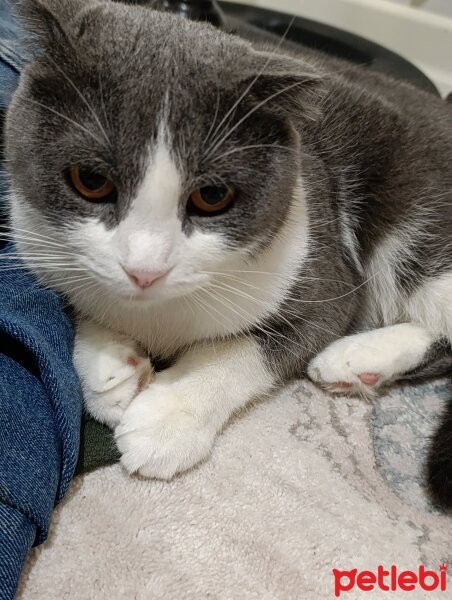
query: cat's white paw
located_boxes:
[307,324,434,397]
[75,327,154,428]
[308,351,382,397]
[308,338,389,397]
[115,384,216,479]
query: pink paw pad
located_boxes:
[127,356,139,368]
[358,372,381,386]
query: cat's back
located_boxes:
[273,42,452,327]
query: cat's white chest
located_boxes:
[108,299,233,354]
[76,275,287,356]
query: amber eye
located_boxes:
[68,166,116,201]
[188,185,236,215]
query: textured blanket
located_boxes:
[18,380,452,599]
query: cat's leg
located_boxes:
[115,337,273,479]
[74,320,154,428]
[428,399,452,509]
[308,323,437,396]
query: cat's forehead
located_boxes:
[68,5,250,87]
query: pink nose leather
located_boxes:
[126,270,165,289]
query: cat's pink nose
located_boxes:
[125,269,165,289]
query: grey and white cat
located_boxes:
[5,0,452,505]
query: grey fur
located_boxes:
[7,0,320,247]
[5,0,452,503]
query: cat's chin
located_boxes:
[113,291,163,308]
[113,284,202,308]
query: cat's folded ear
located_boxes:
[242,50,326,121]
[15,0,101,49]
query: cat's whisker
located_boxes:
[0,252,81,261]
[200,271,263,291]
[66,279,100,296]
[0,225,72,245]
[48,274,92,285]
[206,79,321,160]
[214,268,381,303]
[210,144,298,163]
[199,286,265,341]
[0,264,86,276]
[202,80,221,147]
[191,290,231,333]
[45,279,94,293]
[0,239,81,257]
[64,277,98,291]
[283,273,380,303]
[2,234,73,250]
[203,16,295,154]
[23,97,105,146]
[207,280,319,354]
[201,284,312,362]
[202,285,307,358]
[44,55,111,147]
[205,268,358,288]
[0,251,84,262]
[98,70,112,137]
[0,257,89,272]
[182,294,196,319]
[0,256,81,266]
[65,280,103,305]
[0,262,87,273]
[0,235,89,262]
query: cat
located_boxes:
[4,0,452,506]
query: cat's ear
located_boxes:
[243,51,326,121]
[16,0,100,48]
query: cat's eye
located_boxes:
[188,185,236,215]
[68,166,116,201]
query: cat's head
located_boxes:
[6,0,322,308]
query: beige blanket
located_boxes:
[18,381,452,599]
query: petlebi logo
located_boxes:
[332,564,448,597]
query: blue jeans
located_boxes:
[0,2,83,597]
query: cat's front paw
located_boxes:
[308,336,386,397]
[308,324,435,398]
[115,384,216,479]
[75,331,154,428]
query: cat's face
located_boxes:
[6,0,320,307]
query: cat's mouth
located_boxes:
[113,270,211,306]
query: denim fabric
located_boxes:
[0,1,28,109]
[0,2,83,597]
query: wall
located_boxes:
[229,0,452,97]
[388,0,452,18]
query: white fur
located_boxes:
[314,225,452,397]
[15,173,309,356]
[358,219,447,332]
[309,220,451,397]
[360,228,413,328]
[359,221,452,337]
[16,116,452,477]
[407,273,452,340]
[70,171,309,474]
[339,209,363,275]
[10,123,312,478]
[115,337,274,479]
[73,321,154,428]
[117,131,188,275]
[308,323,436,395]
[11,119,311,356]
[67,167,309,476]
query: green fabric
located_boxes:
[75,412,120,474]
